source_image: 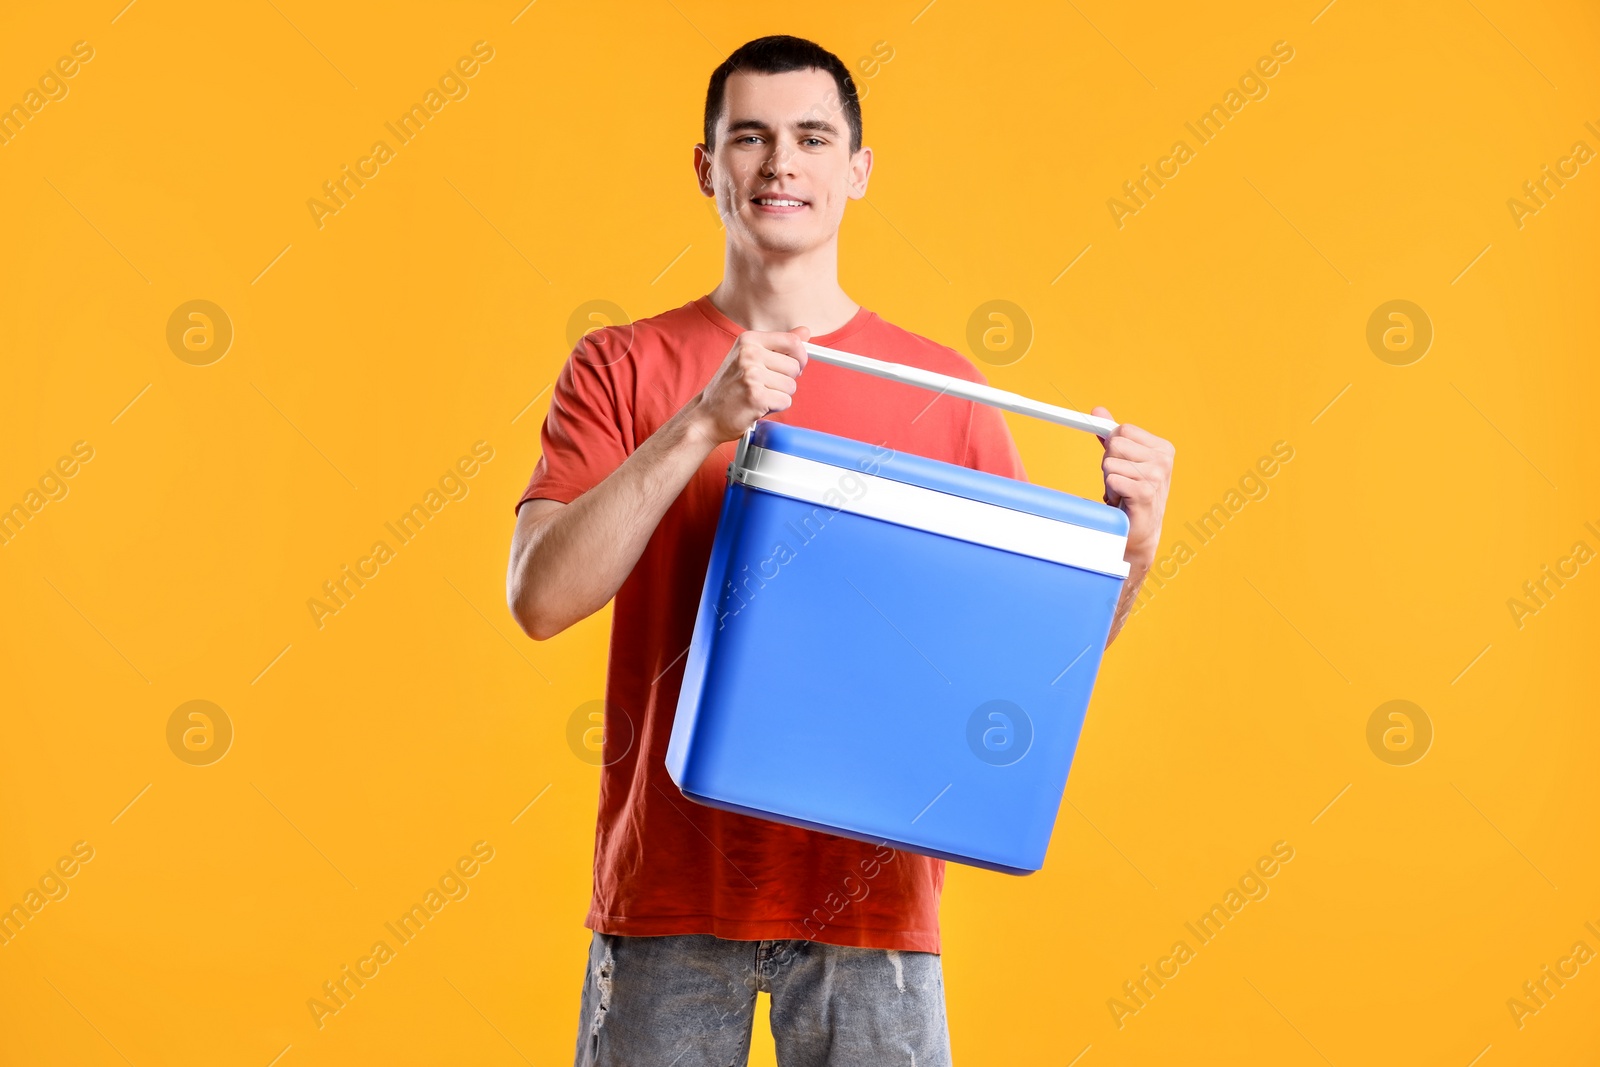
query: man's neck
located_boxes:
[707,238,860,335]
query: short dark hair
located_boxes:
[704,35,862,154]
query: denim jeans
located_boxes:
[572,931,952,1066]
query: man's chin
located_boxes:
[731,227,815,257]
[755,235,811,255]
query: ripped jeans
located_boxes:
[572,931,953,1066]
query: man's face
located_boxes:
[696,68,872,256]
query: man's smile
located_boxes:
[751,193,809,213]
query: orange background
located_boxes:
[2,1,1597,1063]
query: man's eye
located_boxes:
[740,135,763,144]
[804,138,824,146]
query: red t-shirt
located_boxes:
[516,294,1026,954]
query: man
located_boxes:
[507,34,1174,1066]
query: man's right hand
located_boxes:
[509,325,813,641]
[691,327,812,443]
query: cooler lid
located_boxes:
[747,421,1129,536]
[736,421,1131,578]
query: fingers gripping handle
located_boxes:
[801,342,1118,437]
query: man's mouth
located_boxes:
[751,195,808,213]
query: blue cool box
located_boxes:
[665,419,1130,874]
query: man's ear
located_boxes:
[693,143,715,197]
[847,145,874,199]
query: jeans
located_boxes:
[572,931,953,1066]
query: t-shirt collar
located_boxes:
[692,294,876,348]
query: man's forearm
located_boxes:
[1105,559,1150,648]
[508,397,725,638]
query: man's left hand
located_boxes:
[1090,406,1174,570]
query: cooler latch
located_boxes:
[729,423,755,483]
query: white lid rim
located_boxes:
[731,446,1131,579]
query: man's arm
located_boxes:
[1089,406,1175,648]
[1105,560,1153,647]
[506,327,811,641]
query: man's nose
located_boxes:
[762,144,796,179]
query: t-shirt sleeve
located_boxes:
[963,398,1028,482]
[514,336,633,512]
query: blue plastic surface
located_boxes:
[666,421,1127,874]
[748,421,1130,536]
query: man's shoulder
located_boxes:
[560,299,716,381]
[628,297,711,334]
[860,313,991,385]
[575,298,706,352]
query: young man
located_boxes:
[507,35,1174,1066]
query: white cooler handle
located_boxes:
[802,342,1118,438]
